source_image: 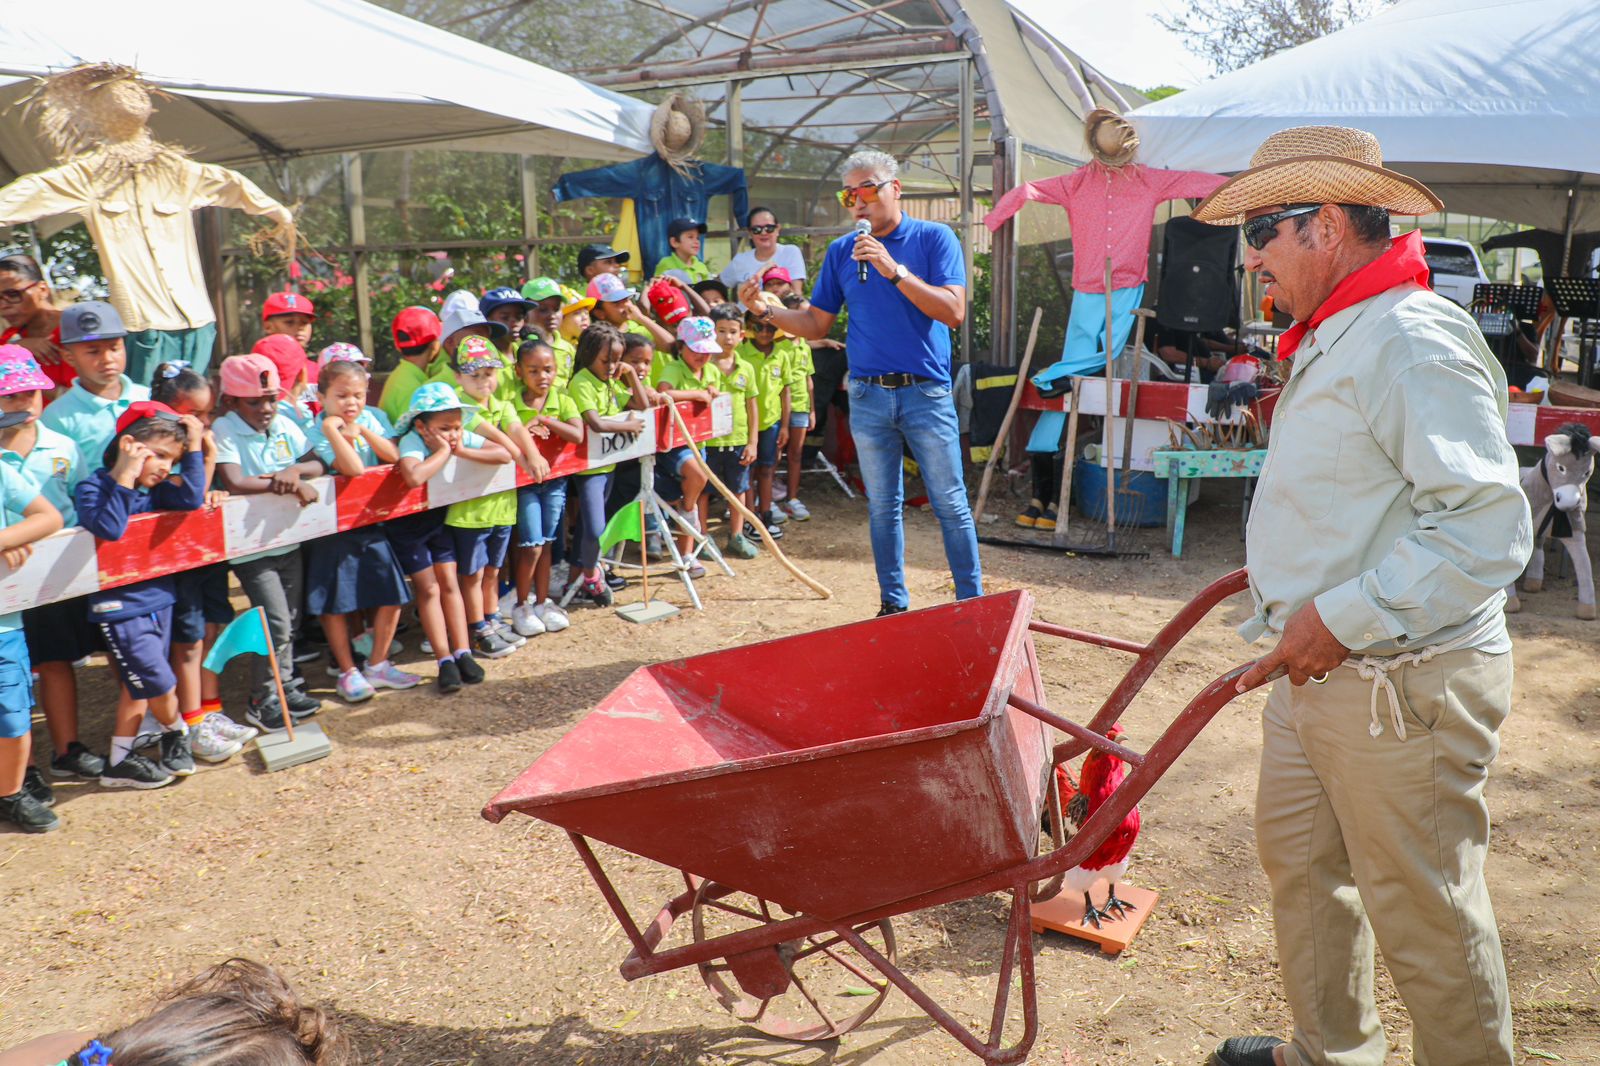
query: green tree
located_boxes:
[1157,0,1391,73]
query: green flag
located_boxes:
[599,503,644,553]
[203,606,273,672]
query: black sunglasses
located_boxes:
[748,223,779,235]
[1242,204,1323,251]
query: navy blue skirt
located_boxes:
[304,527,413,616]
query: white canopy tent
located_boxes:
[0,0,654,187]
[1132,0,1600,252]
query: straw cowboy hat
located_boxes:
[651,93,707,174]
[1085,108,1139,167]
[1192,125,1443,226]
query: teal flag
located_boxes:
[203,606,273,672]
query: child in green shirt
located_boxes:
[706,304,760,558]
[508,336,584,636]
[653,217,714,282]
[780,295,817,522]
[564,323,650,606]
[737,295,791,539]
[657,317,722,573]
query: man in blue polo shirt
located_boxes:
[739,148,979,616]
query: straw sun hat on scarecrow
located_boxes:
[651,93,707,174]
[1191,125,1443,226]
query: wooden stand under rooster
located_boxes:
[1030,722,1161,954]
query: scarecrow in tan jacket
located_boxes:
[0,63,293,380]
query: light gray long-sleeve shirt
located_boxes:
[1242,283,1533,656]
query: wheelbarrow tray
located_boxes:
[484,591,1051,920]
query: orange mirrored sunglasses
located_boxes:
[836,179,892,208]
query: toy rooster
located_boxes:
[1052,723,1140,929]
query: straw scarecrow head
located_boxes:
[1085,108,1139,168]
[650,93,707,175]
[27,63,166,162]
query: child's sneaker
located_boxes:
[420,637,435,656]
[456,653,486,685]
[473,625,516,659]
[210,713,258,745]
[725,532,759,559]
[512,601,546,637]
[783,499,811,521]
[245,695,287,733]
[491,617,526,648]
[284,686,323,721]
[533,600,570,633]
[292,643,323,664]
[99,752,175,790]
[337,668,376,704]
[766,506,789,525]
[581,573,614,607]
[352,633,402,661]
[23,766,55,807]
[134,709,163,749]
[364,661,421,691]
[603,567,627,592]
[191,716,245,763]
[0,788,59,833]
[158,729,196,777]
[324,651,369,677]
[437,657,463,694]
[49,742,106,779]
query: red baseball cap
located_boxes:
[761,266,793,285]
[114,399,183,437]
[252,334,308,386]
[646,278,691,326]
[262,291,316,321]
[392,306,442,348]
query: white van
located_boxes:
[1423,238,1490,306]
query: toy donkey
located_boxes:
[1506,422,1600,619]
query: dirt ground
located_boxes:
[2,474,1597,1065]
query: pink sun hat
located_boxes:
[0,344,55,395]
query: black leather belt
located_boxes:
[856,373,932,388]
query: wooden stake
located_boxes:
[973,306,1043,523]
[1052,379,1082,547]
[667,403,832,599]
[1103,259,1118,544]
[639,497,649,606]
[261,608,294,743]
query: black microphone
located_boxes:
[854,219,871,283]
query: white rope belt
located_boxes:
[1337,624,1494,742]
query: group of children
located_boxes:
[0,245,830,836]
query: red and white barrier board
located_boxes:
[0,396,730,614]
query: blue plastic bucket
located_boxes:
[1072,458,1167,527]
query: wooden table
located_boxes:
[1151,448,1268,557]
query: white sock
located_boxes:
[109,736,134,766]
[163,720,189,735]
[368,660,390,672]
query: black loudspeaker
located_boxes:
[1156,216,1240,334]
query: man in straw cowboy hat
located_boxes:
[1198,128,1532,1066]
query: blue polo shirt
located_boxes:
[808,215,966,384]
[212,410,311,563]
[0,463,36,633]
[1,423,84,527]
[38,376,151,471]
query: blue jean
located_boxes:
[516,479,568,547]
[846,378,982,608]
[572,472,613,572]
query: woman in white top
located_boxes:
[719,207,807,295]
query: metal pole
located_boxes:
[958,57,975,365]
[727,80,745,258]
[521,155,541,278]
[342,153,374,360]
[1561,181,1579,277]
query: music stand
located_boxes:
[1547,278,1600,385]
[1471,283,1543,369]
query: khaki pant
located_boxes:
[1256,648,1514,1066]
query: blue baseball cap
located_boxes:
[480,287,536,317]
[60,301,127,345]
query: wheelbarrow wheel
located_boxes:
[691,880,896,1042]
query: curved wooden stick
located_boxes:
[668,402,833,600]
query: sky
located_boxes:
[1006,0,1218,94]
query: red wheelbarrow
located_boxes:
[483,568,1265,1063]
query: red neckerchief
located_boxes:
[1277,229,1430,361]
